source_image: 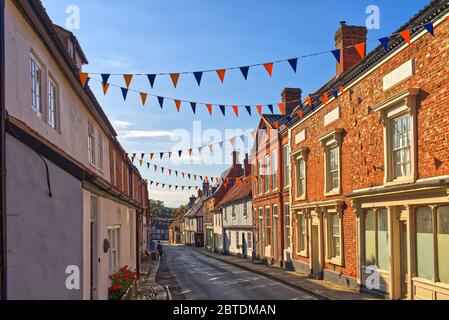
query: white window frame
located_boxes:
[325,207,344,266]
[265,206,271,246]
[318,129,343,196]
[283,203,291,251]
[373,88,419,186]
[47,76,58,130]
[258,159,263,196]
[296,210,308,257]
[264,155,270,194]
[271,150,278,191]
[30,54,43,114]
[108,226,121,274]
[283,144,291,188]
[88,121,96,167]
[98,132,104,172]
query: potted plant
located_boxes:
[108,266,137,300]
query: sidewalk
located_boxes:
[133,260,168,300]
[195,248,382,300]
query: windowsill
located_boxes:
[324,188,341,197]
[384,176,415,187]
[412,277,449,290]
[297,251,308,258]
[295,195,307,201]
[327,257,344,267]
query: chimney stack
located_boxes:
[232,151,239,167]
[189,196,196,207]
[244,154,251,177]
[281,88,302,115]
[202,182,210,194]
[334,21,367,75]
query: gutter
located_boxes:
[0,0,6,300]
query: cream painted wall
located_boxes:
[5,0,110,182]
[83,189,137,300]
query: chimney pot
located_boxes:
[334,23,367,75]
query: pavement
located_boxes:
[161,244,322,300]
[194,247,381,300]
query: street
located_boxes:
[157,244,317,300]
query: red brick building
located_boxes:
[288,0,449,300]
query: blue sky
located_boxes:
[42,0,429,207]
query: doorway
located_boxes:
[399,221,409,299]
[90,196,99,300]
[273,214,279,261]
[242,233,247,257]
[311,224,321,276]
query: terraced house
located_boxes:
[3,0,148,299]
[288,0,449,300]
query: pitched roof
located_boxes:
[216,177,252,208]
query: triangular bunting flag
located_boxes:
[123,74,133,88]
[139,160,143,167]
[102,82,110,95]
[140,92,148,106]
[263,63,273,77]
[245,106,252,116]
[170,73,180,88]
[178,150,182,157]
[306,96,312,107]
[256,105,263,116]
[206,104,213,115]
[83,77,90,90]
[193,72,203,86]
[208,144,213,152]
[240,66,249,80]
[101,74,110,85]
[216,69,226,83]
[121,87,129,101]
[278,103,285,114]
[321,93,329,105]
[268,105,274,114]
[331,49,341,63]
[354,42,366,59]
[131,153,136,162]
[219,105,226,116]
[188,149,192,156]
[288,58,298,72]
[79,72,89,88]
[232,106,239,118]
[378,37,389,50]
[297,109,303,119]
[157,96,164,109]
[400,30,411,44]
[190,102,197,114]
[150,153,154,160]
[218,142,224,150]
[424,23,434,36]
[339,85,345,95]
[160,153,164,160]
[174,100,181,112]
[147,74,156,88]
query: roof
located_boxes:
[290,0,449,124]
[216,177,252,208]
[261,114,287,126]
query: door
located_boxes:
[273,215,279,261]
[311,225,320,275]
[90,196,99,300]
[242,233,247,257]
[400,221,409,299]
[258,217,264,259]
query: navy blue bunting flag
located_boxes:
[288,58,298,72]
[331,49,341,63]
[147,74,156,88]
[157,96,164,109]
[193,72,203,86]
[101,74,110,85]
[268,105,274,114]
[219,105,226,116]
[245,106,252,116]
[190,102,197,114]
[378,37,389,50]
[424,23,434,36]
[160,153,164,160]
[121,87,128,101]
[178,150,182,157]
[240,66,250,80]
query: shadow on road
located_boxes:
[155,251,186,300]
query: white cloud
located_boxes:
[111,120,132,129]
[119,130,177,139]
[147,189,194,208]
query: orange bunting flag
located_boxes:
[216,69,226,83]
[140,92,148,106]
[297,109,303,119]
[79,72,89,88]
[102,82,110,95]
[256,105,263,116]
[354,42,366,59]
[123,74,133,88]
[131,153,137,162]
[274,121,279,129]
[339,85,345,95]
[170,73,180,88]
[278,103,285,114]
[321,93,329,105]
[306,96,312,107]
[175,100,181,112]
[188,149,193,156]
[263,63,274,77]
[400,30,411,44]
[208,144,213,152]
[182,172,185,178]
[139,160,143,167]
[169,169,172,176]
[232,106,239,118]
[206,104,213,115]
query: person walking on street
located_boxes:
[157,241,164,261]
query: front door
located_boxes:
[400,221,409,299]
[258,218,264,259]
[90,196,99,300]
[242,233,247,257]
[273,215,279,261]
[311,225,320,275]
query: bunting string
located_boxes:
[81,19,437,90]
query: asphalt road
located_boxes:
[158,244,317,300]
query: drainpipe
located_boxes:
[0,0,6,300]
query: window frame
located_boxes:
[88,121,96,167]
[283,144,291,188]
[319,129,343,196]
[47,76,58,130]
[265,206,271,247]
[30,54,43,114]
[283,203,291,251]
[257,159,263,196]
[325,207,344,266]
[296,211,308,257]
[271,149,278,191]
[264,155,270,194]
[108,225,121,274]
